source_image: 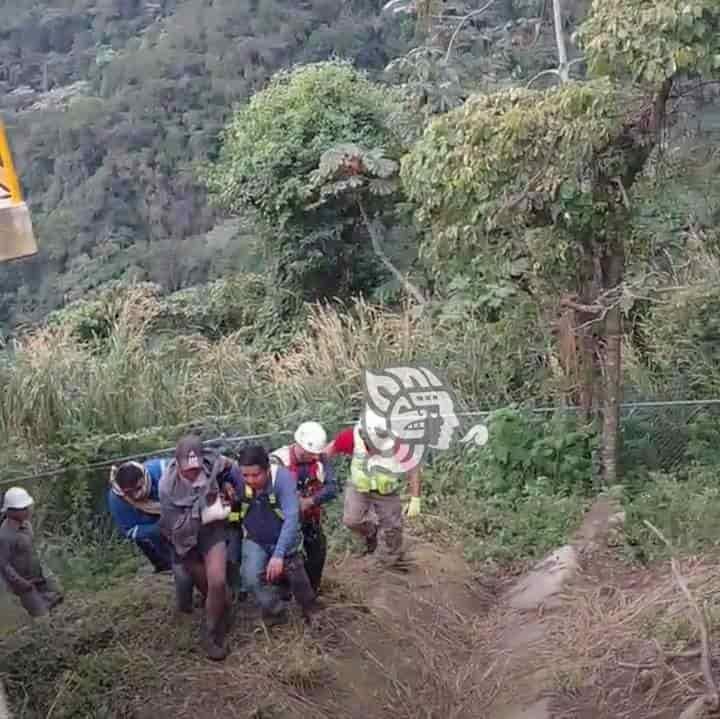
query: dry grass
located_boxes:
[0,537,505,719]
[528,558,720,719]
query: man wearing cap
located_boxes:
[159,435,236,661]
[269,421,338,593]
[0,487,64,618]
[108,457,195,613]
[325,409,422,568]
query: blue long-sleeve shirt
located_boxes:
[226,466,301,559]
[107,458,169,542]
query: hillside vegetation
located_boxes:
[2,0,720,716]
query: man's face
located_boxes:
[179,465,202,484]
[8,507,30,522]
[123,478,144,500]
[242,465,268,492]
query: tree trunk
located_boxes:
[600,240,624,485]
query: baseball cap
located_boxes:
[176,434,203,471]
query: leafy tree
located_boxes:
[206,60,414,305]
[402,0,720,483]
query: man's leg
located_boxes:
[240,539,284,619]
[302,521,327,594]
[18,588,50,618]
[226,526,245,598]
[202,538,230,660]
[285,553,320,623]
[173,555,195,614]
[135,536,173,573]
[372,492,404,567]
[342,484,377,554]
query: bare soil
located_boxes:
[2,504,718,719]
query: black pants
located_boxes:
[136,535,173,573]
[302,521,327,593]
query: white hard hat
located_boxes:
[2,487,34,512]
[294,421,328,454]
[360,407,396,453]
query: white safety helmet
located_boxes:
[2,487,34,512]
[294,421,328,455]
[360,406,396,453]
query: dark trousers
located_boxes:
[136,535,173,572]
[302,521,327,593]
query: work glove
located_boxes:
[404,496,421,518]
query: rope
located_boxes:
[3,398,720,489]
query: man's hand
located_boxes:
[266,557,284,583]
[222,483,236,505]
[299,496,315,513]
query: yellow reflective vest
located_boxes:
[349,426,405,495]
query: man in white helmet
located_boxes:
[325,408,422,567]
[268,421,338,593]
[0,487,64,618]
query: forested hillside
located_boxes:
[0,0,415,329]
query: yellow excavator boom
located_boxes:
[0,117,37,263]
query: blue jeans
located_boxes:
[241,539,280,612]
[241,538,316,614]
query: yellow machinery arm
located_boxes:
[0,117,37,263]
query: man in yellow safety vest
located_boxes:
[325,409,421,567]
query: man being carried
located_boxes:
[0,487,64,618]
[108,458,194,613]
[325,408,422,568]
[159,435,234,661]
[270,421,337,593]
[224,444,320,628]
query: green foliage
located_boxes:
[207,61,406,225]
[401,80,635,287]
[0,0,412,330]
[475,408,597,498]
[578,0,720,86]
[206,61,412,303]
[622,468,720,562]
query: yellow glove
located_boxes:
[404,496,421,518]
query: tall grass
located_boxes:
[0,287,555,464]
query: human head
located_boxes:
[359,407,396,456]
[2,486,34,522]
[293,421,327,463]
[114,462,147,499]
[175,434,204,483]
[236,444,270,492]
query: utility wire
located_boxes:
[3,398,720,488]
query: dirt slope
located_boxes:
[1,507,717,719]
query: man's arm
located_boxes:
[273,469,300,559]
[0,538,33,594]
[311,459,338,506]
[323,427,355,458]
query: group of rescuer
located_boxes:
[0,410,422,661]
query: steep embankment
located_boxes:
[1,503,717,719]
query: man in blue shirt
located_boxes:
[108,458,194,612]
[224,444,320,626]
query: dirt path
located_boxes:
[4,499,712,719]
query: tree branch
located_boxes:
[445,0,496,63]
[357,197,427,308]
[644,521,720,713]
